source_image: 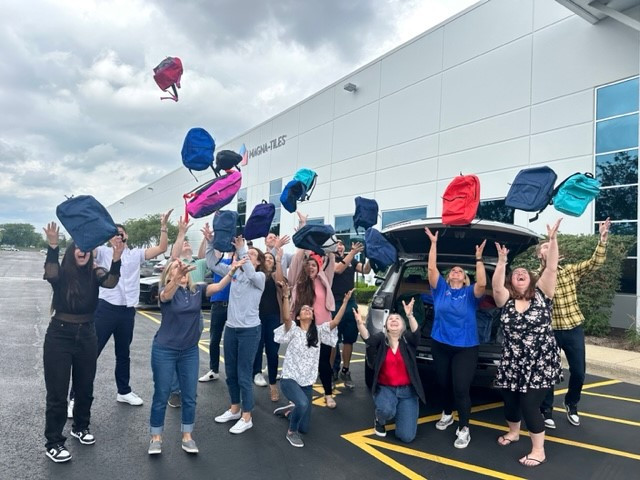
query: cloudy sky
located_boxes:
[0,0,476,229]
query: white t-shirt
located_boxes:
[96,246,145,307]
[274,322,337,387]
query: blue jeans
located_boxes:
[150,341,199,434]
[252,313,281,384]
[209,303,228,372]
[374,385,419,443]
[280,379,313,434]
[541,325,586,410]
[94,299,135,395]
[224,325,261,412]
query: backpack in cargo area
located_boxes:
[56,195,118,252]
[505,166,557,222]
[292,224,336,256]
[181,128,215,180]
[442,174,480,225]
[552,172,601,217]
[353,196,378,233]
[183,170,242,221]
[243,201,276,240]
[364,227,397,273]
[153,56,183,101]
[212,210,238,253]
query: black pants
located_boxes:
[319,343,333,395]
[94,299,136,394]
[432,340,478,428]
[502,388,549,434]
[44,320,97,449]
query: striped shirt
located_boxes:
[538,241,607,330]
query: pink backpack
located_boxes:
[183,170,242,220]
[153,57,183,102]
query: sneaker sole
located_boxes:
[117,399,143,406]
[182,446,199,453]
[70,432,95,445]
[435,420,453,431]
[148,449,162,455]
[168,403,181,408]
[564,404,580,426]
[544,420,556,429]
[215,415,242,423]
[454,442,470,449]
[46,452,72,463]
[286,437,304,448]
[230,424,253,434]
[374,430,387,437]
[274,404,295,416]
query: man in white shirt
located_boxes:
[93,210,171,405]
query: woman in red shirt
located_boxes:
[355,299,425,442]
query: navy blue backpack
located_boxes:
[212,210,238,253]
[364,227,397,273]
[280,180,308,213]
[243,201,276,240]
[353,197,378,233]
[505,166,557,222]
[56,195,118,252]
[292,224,335,256]
[182,128,215,180]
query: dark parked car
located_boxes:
[140,259,161,278]
[364,218,541,388]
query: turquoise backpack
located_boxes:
[552,172,601,217]
[293,168,317,201]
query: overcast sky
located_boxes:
[0,0,476,230]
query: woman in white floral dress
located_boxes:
[273,284,352,448]
[491,218,563,468]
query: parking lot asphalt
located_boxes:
[2,250,639,480]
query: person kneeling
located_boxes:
[355,299,425,443]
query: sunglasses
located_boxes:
[117,233,127,243]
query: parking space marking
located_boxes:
[550,407,640,427]
[582,391,640,404]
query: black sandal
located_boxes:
[497,435,519,446]
[519,455,546,467]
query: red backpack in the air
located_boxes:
[153,57,183,101]
[442,174,480,225]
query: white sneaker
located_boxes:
[199,370,219,382]
[116,392,144,406]
[229,418,253,434]
[215,409,242,423]
[254,373,268,387]
[454,427,471,449]
[435,411,453,430]
[67,399,74,419]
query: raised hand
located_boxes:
[297,211,308,227]
[172,260,195,280]
[177,216,192,234]
[112,236,125,261]
[43,222,59,247]
[275,235,291,248]
[161,209,174,227]
[343,289,354,302]
[233,235,245,250]
[350,242,364,254]
[353,308,364,326]
[547,218,563,240]
[201,223,213,242]
[402,297,415,317]
[230,258,247,271]
[475,239,486,258]
[494,242,509,264]
[599,217,611,244]
[275,246,283,263]
[277,280,290,298]
[425,227,438,243]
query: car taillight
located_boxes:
[371,295,385,309]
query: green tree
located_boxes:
[122,214,178,250]
[0,223,42,247]
[513,233,635,336]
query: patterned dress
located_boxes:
[495,288,562,392]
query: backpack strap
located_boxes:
[304,174,317,201]
[529,173,579,223]
[160,84,179,102]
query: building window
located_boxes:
[269,179,282,235]
[334,214,358,246]
[381,207,427,229]
[307,217,324,225]
[237,188,247,232]
[478,199,514,224]
[595,76,639,294]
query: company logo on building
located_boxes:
[248,135,287,159]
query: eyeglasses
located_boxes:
[300,306,313,311]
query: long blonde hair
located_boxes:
[159,259,197,293]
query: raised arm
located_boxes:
[159,260,195,302]
[492,242,510,308]
[356,259,372,275]
[425,227,440,288]
[206,258,245,296]
[170,216,191,260]
[402,297,419,333]
[537,219,562,299]
[98,237,124,288]
[278,281,292,331]
[473,240,487,298]
[235,236,265,290]
[329,290,353,330]
[274,247,285,284]
[43,221,61,283]
[335,242,364,274]
[145,209,173,260]
[354,308,370,340]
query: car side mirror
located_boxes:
[375,277,384,286]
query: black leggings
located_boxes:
[502,388,549,434]
[432,340,478,428]
[319,343,333,395]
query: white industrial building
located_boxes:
[109,0,640,329]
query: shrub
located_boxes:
[512,233,634,337]
[355,282,377,304]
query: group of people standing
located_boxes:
[41,208,611,466]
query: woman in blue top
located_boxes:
[425,227,486,449]
[148,256,244,456]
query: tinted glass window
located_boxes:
[477,199,514,224]
[595,149,638,187]
[335,215,354,234]
[307,217,324,225]
[381,207,426,229]
[595,186,638,221]
[595,115,639,154]
[269,179,282,233]
[596,77,639,120]
[237,188,247,229]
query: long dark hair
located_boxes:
[505,268,538,301]
[294,306,318,348]
[249,247,268,274]
[56,241,95,311]
[293,257,318,315]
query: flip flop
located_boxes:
[519,455,547,467]
[497,435,519,446]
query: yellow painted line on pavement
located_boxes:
[582,391,640,404]
[469,419,640,461]
[138,310,160,325]
[552,407,640,427]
